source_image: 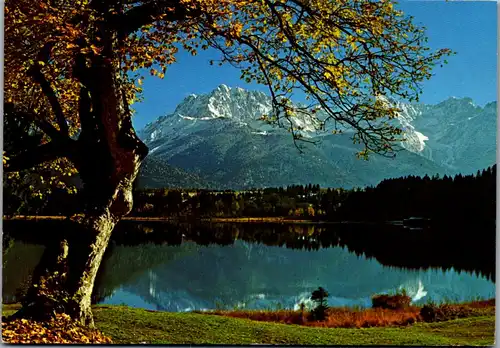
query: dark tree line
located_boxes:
[337,165,496,223]
[5,165,495,226]
[130,165,496,224]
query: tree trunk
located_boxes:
[15,157,144,326]
[16,65,147,327]
[64,211,120,326]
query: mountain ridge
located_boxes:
[137,85,496,189]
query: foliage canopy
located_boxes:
[4,0,452,187]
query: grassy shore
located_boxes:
[2,303,495,345]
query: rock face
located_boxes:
[137,85,496,189]
[411,98,497,173]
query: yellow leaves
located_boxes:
[231,22,244,38]
[276,32,288,43]
[2,314,112,344]
[270,67,283,80]
[150,69,166,78]
[356,149,370,160]
[323,65,342,80]
[5,0,89,130]
[90,44,100,55]
[371,22,384,36]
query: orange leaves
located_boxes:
[229,22,244,39]
[2,314,112,344]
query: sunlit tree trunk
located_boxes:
[18,181,139,326]
[16,44,148,325]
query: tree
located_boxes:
[310,286,329,321]
[4,0,451,326]
[307,205,315,217]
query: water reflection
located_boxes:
[2,220,495,311]
[97,240,494,312]
[106,221,496,282]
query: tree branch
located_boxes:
[4,103,69,144]
[28,64,70,137]
[110,0,200,37]
[4,141,76,173]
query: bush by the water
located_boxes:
[420,303,473,322]
[372,292,411,310]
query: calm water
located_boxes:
[2,222,495,311]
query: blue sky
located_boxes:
[132,1,497,130]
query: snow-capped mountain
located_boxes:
[412,98,497,172]
[137,85,496,189]
[141,84,321,149]
[372,95,497,169]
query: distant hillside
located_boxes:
[137,156,214,189]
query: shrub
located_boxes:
[372,293,411,310]
[420,304,473,322]
[420,304,438,322]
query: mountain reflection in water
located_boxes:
[2,220,495,311]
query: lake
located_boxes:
[2,221,495,311]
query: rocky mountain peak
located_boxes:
[170,84,271,122]
[139,85,496,180]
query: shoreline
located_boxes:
[2,215,396,225]
[2,301,495,345]
[3,215,334,224]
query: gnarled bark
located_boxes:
[16,143,145,326]
[14,37,148,326]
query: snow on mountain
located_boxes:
[351,94,496,171]
[410,98,497,172]
[140,85,430,153]
[140,84,495,162]
[374,95,428,153]
[140,84,322,143]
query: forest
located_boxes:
[5,165,495,226]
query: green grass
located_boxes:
[2,304,495,345]
[3,304,22,317]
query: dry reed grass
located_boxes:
[206,306,421,328]
[204,299,495,329]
